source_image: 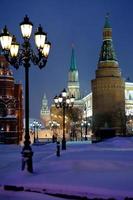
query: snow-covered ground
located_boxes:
[0,137,133,200]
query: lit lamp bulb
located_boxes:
[0,26,12,50]
[66,98,70,105]
[70,95,75,104]
[10,35,19,57]
[20,15,33,39]
[42,42,51,57]
[62,88,67,98]
[54,95,59,104]
[58,94,63,103]
[35,25,46,49]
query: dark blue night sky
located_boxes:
[0,0,133,119]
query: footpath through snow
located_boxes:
[0,137,133,200]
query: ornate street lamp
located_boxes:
[54,88,74,150]
[35,121,41,142]
[81,119,91,141]
[0,15,51,173]
[49,120,60,142]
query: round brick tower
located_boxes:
[91,15,126,138]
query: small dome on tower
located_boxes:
[0,55,13,76]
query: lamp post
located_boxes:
[0,15,51,173]
[84,105,88,141]
[37,122,42,141]
[81,120,91,140]
[49,120,59,142]
[31,120,41,143]
[30,122,36,143]
[81,122,84,141]
[54,89,74,150]
[34,121,41,142]
[32,122,36,143]
[84,120,88,141]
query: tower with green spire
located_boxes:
[91,15,126,137]
[68,46,80,100]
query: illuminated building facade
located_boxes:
[125,82,133,115]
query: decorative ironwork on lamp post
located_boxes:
[54,88,74,150]
[0,15,51,173]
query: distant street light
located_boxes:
[30,120,41,143]
[81,120,90,141]
[49,120,60,142]
[54,88,74,150]
[0,15,51,173]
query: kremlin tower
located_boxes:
[68,46,81,100]
[0,55,23,143]
[91,15,126,137]
[40,93,50,127]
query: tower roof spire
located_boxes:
[98,14,118,64]
[70,45,77,71]
[103,13,112,40]
[104,13,111,28]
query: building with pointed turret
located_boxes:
[40,93,50,127]
[67,46,84,109]
[0,56,23,144]
[91,15,126,136]
[68,46,81,100]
